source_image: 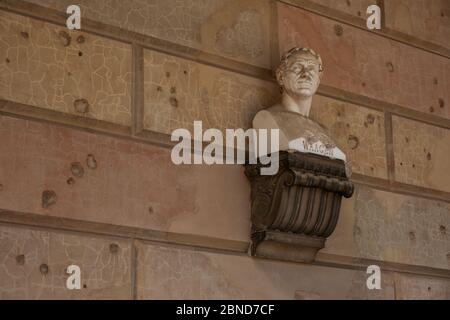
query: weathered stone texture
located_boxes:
[278,3,450,119]
[0,11,132,126]
[384,0,450,49]
[24,0,272,68]
[307,0,375,18]
[143,48,386,182]
[325,185,450,270]
[394,273,450,300]
[2,115,447,269]
[311,96,387,178]
[143,49,277,134]
[0,225,131,299]
[0,115,250,242]
[136,241,395,299]
[392,116,450,193]
[294,0,450,49]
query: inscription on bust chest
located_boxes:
[289,137,345,161]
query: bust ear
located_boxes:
[318,70,324,80]
[275,67,284,87]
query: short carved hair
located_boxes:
[278,47,324,74]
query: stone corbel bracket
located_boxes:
[244,151,354,263]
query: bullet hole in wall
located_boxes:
[5,58,10,63]
[440,225,446,234]
[429,106,434,113]
[408,231,416,241]
[405,137,409,143]
[20,31,29,39]
[109,243,119,254]
[334,24,343,36]
[58,30,71,47]
[166,71,170,78]
[39,263,49,275]
[42,190,57,208]
[77,35,85,44]
[78,51,83,57]
[438,98,445,108]
[16,254,25,265]
[366,114,375,124]
[427,152,432,161]
[169,97,178,108]
[86,154,97,169]
[74,98,89,114]
[347,135,359,150]
[70,162,84,178]
[67,177,75,185]
[433,78,438,85]
[148,206,154,214]
[386,62,394,73]
[156,86,162,92]
[170,87,176,94]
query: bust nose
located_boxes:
[299,71,312,80]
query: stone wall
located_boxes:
[0,0,448,299]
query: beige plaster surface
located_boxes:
[0,224,131,299]
[0,11,132,126]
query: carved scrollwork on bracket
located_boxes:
[245,151,354,263]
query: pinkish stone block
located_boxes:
[308,0,374,18]
[278,3,450,119]
[385,0,450,49]
[0,115,251,242]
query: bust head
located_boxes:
[276,47,323,99]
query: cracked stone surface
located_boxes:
[0,115,251,242]
[0,11,132,126]
[1,114,447,271]
[0,225,131,299]
[278,3,450,120]
[326,185,450,270]
[307,0,450,49]
[392,116,450,193]
[308,0,375,18]
[384,0,450,49]
[214,9,265,60]
[136,241,396,299]
[24,0,272,68]
[311,96,387,179]
[394,273,450,299]
[143,49,277,134]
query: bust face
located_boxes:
[278,51,321,98]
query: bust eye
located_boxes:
[306,65,317,73]
[291,65,303,73]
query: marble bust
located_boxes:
[253,47,346,162]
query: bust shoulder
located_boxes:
[253,105,282,130]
